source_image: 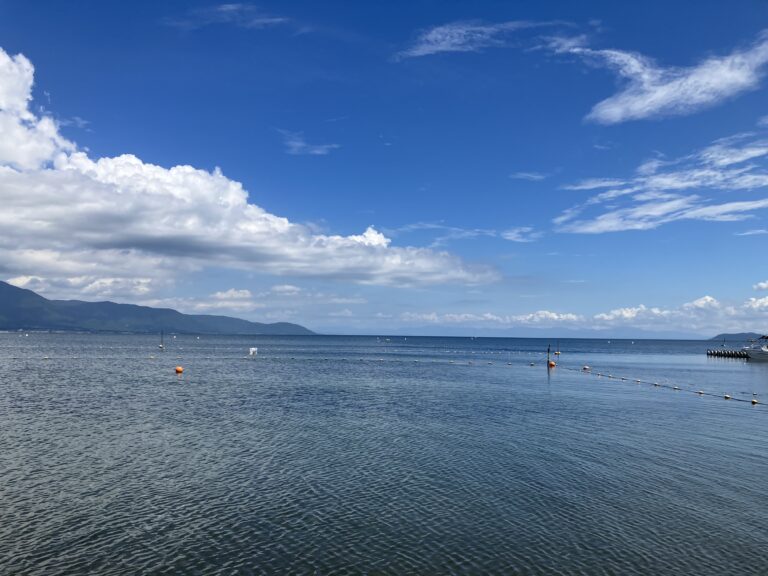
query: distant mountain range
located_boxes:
[710,332,764,341]
[0,281,314,335]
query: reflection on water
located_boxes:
[1,334,767,574]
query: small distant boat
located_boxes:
[744,335,768,361]
[159,330,165,351]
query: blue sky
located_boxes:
[1,0,768,336]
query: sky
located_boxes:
[1,0,768,337]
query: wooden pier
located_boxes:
[706,348,748,358]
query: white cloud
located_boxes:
[327,296,366,304]
[594,304,666,322]
[396,20,558,59]
[586,293,768,334]
[562,178,627,190]
[165,4,289,31]
[212,288,252,300]
[399,310,582,327]
[0,47,498,301]
[550,30,768,124]
[754,281,768,291]
[8,274,157,299]
[270,284,302,295]
[735,228,768,236]
[393,222,542,245]
[141,294,265,314]
[0,50,73,170]
[278,130,340,156]
[387,221,498,248]
[509,171,548,181]
[389,289,768,334]
[556,131,768,233]
[682,295,720,310]
[501,227,542,242]
[745,296,768,310]
[328,308,353,317]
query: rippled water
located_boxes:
[1,334,767,574]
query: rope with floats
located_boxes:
[555,363,764,407]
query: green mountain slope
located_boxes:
[0,281,313,335]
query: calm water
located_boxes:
[1,334,767,575]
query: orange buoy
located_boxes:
[175,366,184,374]
[548,360,556,368]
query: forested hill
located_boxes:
[0,281,314,335]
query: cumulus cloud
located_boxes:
[0,51,73,170]
[746,296,768,310]
[556,131,768,233]
[396,20,559,59]
[754,280,768,291]
[587,294,768,334]
[549,30,768,123]
[682,295,720,310]
[0,47,498,301]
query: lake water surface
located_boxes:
[1,334,767,574]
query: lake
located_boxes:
[1,334,766,574]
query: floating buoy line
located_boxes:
[557,364,765,409]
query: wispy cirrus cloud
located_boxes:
[556,130,768,233]
[501,227,543,243]
[387,221,542,246]
[396,20,562,60]
[164,3,289,31]
[278,129,340,156]
[388,222,496,248]
[548,30,768,124]
[509,171,549,181]
[561,178,627,191]
[398,20,768,123]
